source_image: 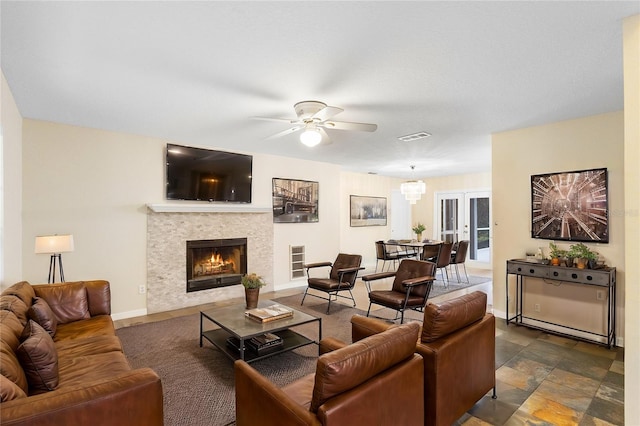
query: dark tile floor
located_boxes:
[459,321,624,425]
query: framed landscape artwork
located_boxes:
[272,178,319,223]
[350,195,387,227]
[531,168,608,243]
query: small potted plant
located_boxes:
[412,223,426,241]
[242,273,265,309]
[568,243,598,269]
[548,242,567,266]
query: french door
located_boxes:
[435,191,491,267]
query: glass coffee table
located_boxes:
[199,300,322,363]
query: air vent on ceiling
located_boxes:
[398,131,432,142]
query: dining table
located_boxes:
[385,240,443,261]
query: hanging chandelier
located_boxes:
[400,166,426,204]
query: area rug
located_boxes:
[116,298,362,426]
[116,276,490,425]
[428,274,491,299]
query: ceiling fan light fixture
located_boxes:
[300,127,322,147]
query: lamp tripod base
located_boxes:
[48,254,65,283]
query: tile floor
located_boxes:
[115,267,624,425]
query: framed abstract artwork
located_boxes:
[531,168,608,243]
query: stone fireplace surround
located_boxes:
[146,205,273,314]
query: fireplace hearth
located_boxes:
[186,238,247,292]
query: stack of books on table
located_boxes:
[245,304,294,323]
[246,333,283,354]
[225,333,284,355]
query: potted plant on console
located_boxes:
[548,242,567,266]
[242,273,265,309]
[568,243,598,269]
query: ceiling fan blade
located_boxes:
[265,125,303,140]
[251,116,299,124]
[313,106,344,122]
[318,127,332,145]
[323,120,378,132]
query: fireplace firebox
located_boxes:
[186,238,247,292]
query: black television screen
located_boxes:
[166,144,252,203]
[531,168,608,243]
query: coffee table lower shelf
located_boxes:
[202,328,316,363]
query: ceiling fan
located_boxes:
[252,101,377,147]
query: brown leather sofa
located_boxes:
[0,280,163,425]
[352,291,495,426]
[235,321,424,426]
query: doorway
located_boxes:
[390,189,411,240]
[435,191,491,267]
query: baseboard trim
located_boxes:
[111,308,148,321]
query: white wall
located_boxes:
[0,71,23,287]
[623,13,640,423]
[492,111,626,343]
[19,119,401,314]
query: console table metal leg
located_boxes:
[505,271,509,326]
[199,313,203,347]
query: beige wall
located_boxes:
[492,111,625,344]
[623,13,639,423]
[0,72,23,285]
[339,171,404,271]
[18,119,401,315]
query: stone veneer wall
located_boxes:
[147,210,274,313]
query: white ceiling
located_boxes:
[2,1,638,179]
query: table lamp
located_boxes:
[34,234,74,283]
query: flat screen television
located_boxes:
[166,143,252,203]
[531,168,608,243]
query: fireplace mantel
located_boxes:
[146,203,271,213]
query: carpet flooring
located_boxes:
[116,277,489,425]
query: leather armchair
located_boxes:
[301,253,363,313]
[351,291,496,426]
[362,259,436,323]
[235,321,424,426]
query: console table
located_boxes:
[506,259,616,348]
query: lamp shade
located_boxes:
[35,235,74,254]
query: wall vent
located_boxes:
[290,245,305,280]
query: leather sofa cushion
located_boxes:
[54,315,116,342]
[34,282,90,324]
[0,295,29,327]
[1,281,35,306]
[0,311,29,394]
[56,335,123,358]
[310,321,419,413]
[28,297,58,337]
[57,350,131,389]
[84,280,111,316]
[0,310,24,351]
[0,374,27,402]
[16,320,59,393]
[421,291,487,343]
